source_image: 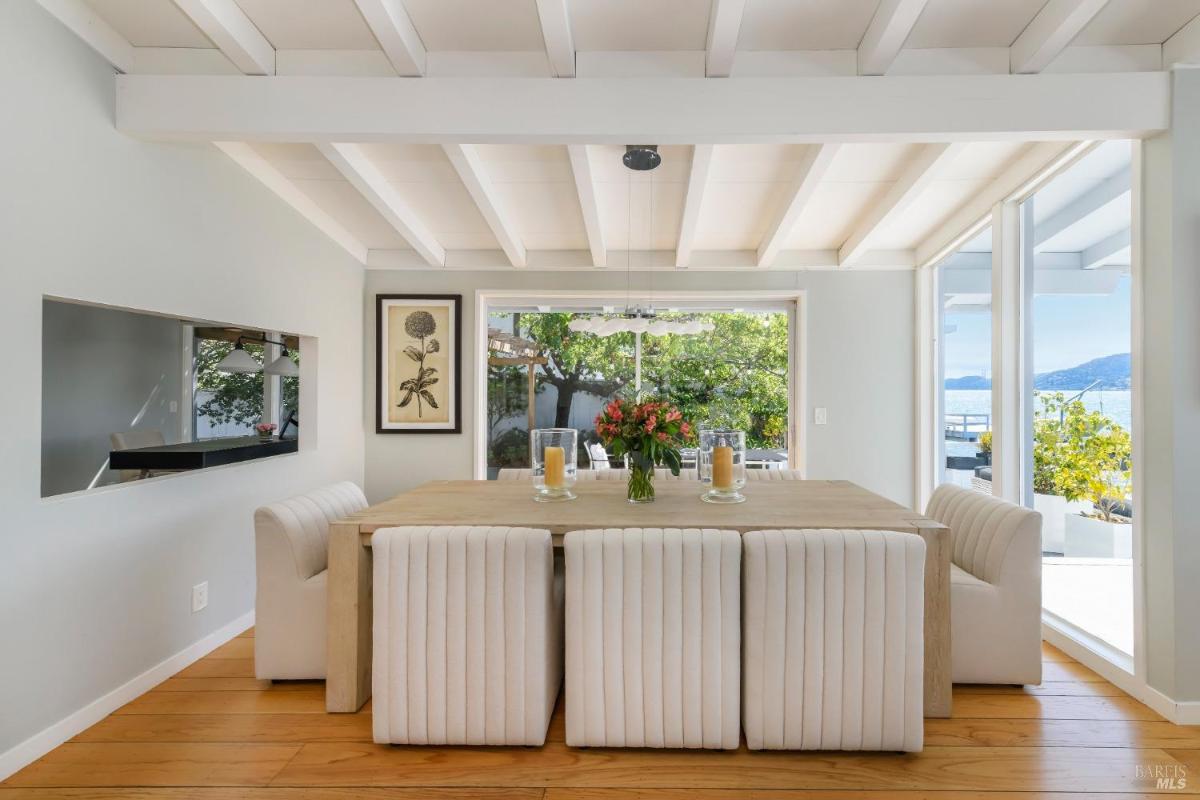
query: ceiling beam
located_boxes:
[1081,227,1131,269]
[318,142,445,266]
[365,248,916,271]
[37,0,134,73]
[1033,163,1130,249]
[535,0,575,77]
[839,143,964,266]
[115,73,1170,144]
[757,144,840,267]
[172,0,275,75]
[857,0,930,76]
[675,145,715,268]
[443,144,527,268]
[1165,13,1200,67]
[915,140,1092,266]
[1010,0,1110,74]
[215,142,367,264]
[566,145,605,267]
[705,0,747,77]
[353,0,425,76]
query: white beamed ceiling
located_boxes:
[238,139,1061,267]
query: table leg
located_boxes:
[326,522,372,712]
[918,522,952,718]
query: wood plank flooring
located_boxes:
[3,629,1196,798]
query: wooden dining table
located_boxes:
[325,479,952,718]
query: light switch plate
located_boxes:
[814,407,828,425]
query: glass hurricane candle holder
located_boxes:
[531,428,577,502]
[698,429,746,504]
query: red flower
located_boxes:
[665,409,682,423]
[657,431,668,442]
[644,416,657,433]
[681,421,692,437]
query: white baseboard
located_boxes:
[0,610,255,781]
[1042,614,1200,726]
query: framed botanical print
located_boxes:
[376,294,462,433]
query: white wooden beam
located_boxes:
[706,0,747,77]
[858,0,930,76]
[915,141,1092,267]
[990,199,1026,503]
[115,73,1170,144]
[443,144,527,267]
[1081,227,1131,269]
[566,145,605,267]
[37,0,134,73]
[353,0,426,77]
[172,0,274,75]
[1010,0,1110,74]
[757,144,840,267]
[535,0,575,78]
[215,142,367,264]
[365,248,914,271]
[675,145,715,268]
[317,142,444,266]
[1164,12,1200,68]
[1033,164,1130,248]
[840,143,964,266]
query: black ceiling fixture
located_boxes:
[622,145,661,171]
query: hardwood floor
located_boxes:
[3,629,1197,798]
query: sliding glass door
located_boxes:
[1018,142,1134,656]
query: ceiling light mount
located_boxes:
[622,145,661,171]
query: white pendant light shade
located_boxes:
[216,345,262,374]
[265,353,299,377]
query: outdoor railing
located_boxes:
[944,413,990,441]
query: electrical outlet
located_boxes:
[169,401,178,413]
[191,582,209,613]
[814,407,828,425]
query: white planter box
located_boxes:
[1036,493,1066,554]
[1064,513,1133,559]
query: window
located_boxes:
[483,302,794,479]
[937,227,994,492]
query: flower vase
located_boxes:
[258,434,273,443]
[627,461,655,503]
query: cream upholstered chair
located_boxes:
[742,529,926,752]
[745,469,803,481]
[253,481,367,680]
[564,528,741,749]
[109,429,168,481]
[371,525,563,745]
[925,484,1043,685]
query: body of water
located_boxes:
[944,389,1132,458]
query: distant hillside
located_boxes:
[1035,353,1130,390]
[944,374,991,390]
[944,353,1131,391]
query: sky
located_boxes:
[943,274,1131,379]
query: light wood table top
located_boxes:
[342,479,945,541]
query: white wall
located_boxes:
[364,269,915,505]
[0,1,364,759]
[40,300,185,496]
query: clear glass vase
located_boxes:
[627,460,655,503]
[531,428,577,502]
[698,429,747,504]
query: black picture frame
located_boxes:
[376,293,462,434]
